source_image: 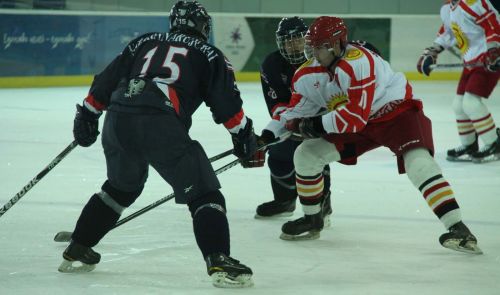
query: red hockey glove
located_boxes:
[484,46,500,72]
[285,117,326,139]
[416,45,443,76]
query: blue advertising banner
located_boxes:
[0,14,170,77]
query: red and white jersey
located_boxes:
[265,44,415,137]
[434,0,500,63]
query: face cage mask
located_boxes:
[276,32,307,65]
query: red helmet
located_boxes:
[305,16,348,51]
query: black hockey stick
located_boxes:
[430,62,483,69]
[1,141,78,219]
[54,148,235,242]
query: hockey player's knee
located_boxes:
[403,148,442,188]
[294,140,340,176]
[462,92,487,117]
[99,180,143,214]
[188,190,226,218]
[451,95,465,116]
[268,157,294,178]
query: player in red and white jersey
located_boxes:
[417,0,500,163]
[257,16,481,254]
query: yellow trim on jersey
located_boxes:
[296,58,315,72]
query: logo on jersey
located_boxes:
[451,22,469,55]
[344,49,364,61]
[327,92,349,111]
[465,0,477,5]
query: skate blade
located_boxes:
[254,211,294,219]
[211,272,254,288]
[442,240,484,255]
[472,155,500,164]
[54,231,72,242]
[280,230,320,241]
[446,156,473,162]
[58,259,96,273]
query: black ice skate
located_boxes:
[472,129,500,163]
[446,139,478,162]
[255,199,295,219]
[280,211,324,241]
[205,253,253,288]
[58,241,101,273]
[439,221,483,254]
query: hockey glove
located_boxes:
[417,45,443,76]
[231,118,257,159]
[240,129,275,168]
[484,46,500,72]
[73,104,101,147]
[285,117,326,139]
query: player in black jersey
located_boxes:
[58,1,255,288]
[250,17,333,221]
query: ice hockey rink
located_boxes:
[0,81,499,295]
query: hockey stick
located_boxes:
[430,62,483,69]
[1,141,78,219]
[54,148,235,242]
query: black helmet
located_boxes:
[169,1,211,41]
[276,17,308,64]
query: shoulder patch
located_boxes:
[344,48,364,61]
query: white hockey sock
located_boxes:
[452,95,476,146]
[462,92,498,145]
[404,148,462,229]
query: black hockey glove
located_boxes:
[285,117,326,139]
[73,104,101,147]
[240,129,275,168]
[231,118,257,159]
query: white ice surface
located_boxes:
[0,82,499,295]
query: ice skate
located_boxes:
[321,191,333,227]
[205,253,253,288]
[439,221,483,254]
[446,139,478,162]
[255,199,295,219]
[472,129,500,163]
[280,211,324,240]
[58,241,101,273]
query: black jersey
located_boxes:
[260,50,298,118]
[85,32,243,130]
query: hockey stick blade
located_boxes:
[54,148,235,243]
[54,231,73,242]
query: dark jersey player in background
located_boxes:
[253,17,333,221]
[58,1,255,288]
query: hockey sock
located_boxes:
[463,92,498,145]
[72,193,121,247]
[189,190,230,258]
[296,173,324,215]
[268,157,297,202]
[404,148,462,229]
[452,95,476,146]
